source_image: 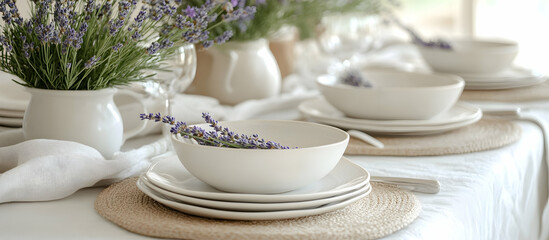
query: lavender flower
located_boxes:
[112,43,123,52]
[202,40,213,48]
[392,16,452,50]
[0,0,23,25]
[222,5,256,22]
[184,5,196,18]
[23,42,34,58]
[131,30,141,40]
[158,38,174,49]
[146,42,160,54]
[340,69,372,88]
[84,55,101,69]
[214,30,233,44]
[0,35,12,52]
[140,112,291,149]
[0,0,250,90]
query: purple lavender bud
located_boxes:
[23,42,33,58]
[112,42,123,52]
[158,39,173,49]
[162,115,175,124]
[184,5,196,18]
[84,55,101,69]
[146,42,160,54]
[109,19,125,35]
[214,30,233,44]
[79,22,88,33]
[131,31,141,40]
[85,0,95,13]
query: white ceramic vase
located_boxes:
[188,38,281,105]
[22,88,147,158]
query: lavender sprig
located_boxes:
[388,14,452,50]
[339,69,372,88]
[140,112,291,149]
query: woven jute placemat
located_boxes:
[95,177,421,240]
[460,80,549,102]
[345,118,521,156]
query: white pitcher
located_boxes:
[189,38,281,105]
[22,88,147,158]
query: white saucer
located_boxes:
[137,178,371,221]
[0,116,23,127]
[299,98,482,135]
[145,155,370,203]
[457,66,548,90]
[140,175,371,212]
[0,72,29,111]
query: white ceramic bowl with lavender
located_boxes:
[417,38,518,74]
[317,70,465,120]
[171,120,349,194]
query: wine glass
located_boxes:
[154,44,197,115]
[316,13,381,73]
[147,44,197,137]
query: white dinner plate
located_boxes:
[137,178,371,221]
[146,155,370,203]
[457,66,541,81]
[0,116,23,127]
[299,98,482,135]
[0,72,29,111]
[299,98,482,127]
[140,174,371,212]
[455,66,548,90]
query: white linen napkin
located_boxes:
[0,137,169,204]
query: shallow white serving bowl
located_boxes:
[417,38,518,74]
[317,70,465,120]
[171,120,349,194]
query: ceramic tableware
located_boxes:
[145,155,369,203]
[140,174,371,212]
[317,70,464,120]
[299,98,482,135]
[459,66,548,90]
[0,72,30,112]
[418,38,518,74]
[170,120,349,194]
[22,88,147,158]
[137,178,371,221]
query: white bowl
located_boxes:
[418,38,518,74]
[171,120,349,194]
[317,70,464,120]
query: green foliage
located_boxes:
[0,0,235,90]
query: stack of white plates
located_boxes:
[0,72,28,130]
[459,66,547,90]
[137,154,372,220]
[298,98,482,135]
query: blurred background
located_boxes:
[394,0,549,73]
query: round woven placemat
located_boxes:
[460,80,549,102]
[95,177,421,240]
[345,118,521,156]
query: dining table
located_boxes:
[1,41,548,240]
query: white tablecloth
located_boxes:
[0,120,546,240]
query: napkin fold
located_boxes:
[0,137,169,204]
